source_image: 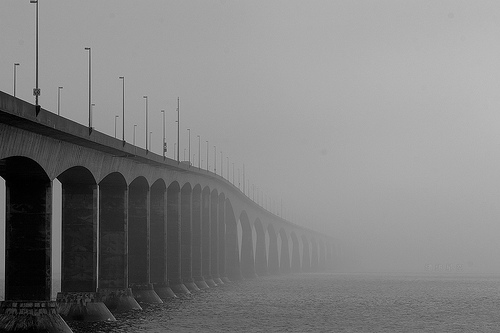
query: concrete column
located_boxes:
[240,223,256,278]
[319,243,326,271]
[279,233,291,274]
[254,230,268,276]
[210,191,222,285]
[57,182,115,322]
[167,184,189,294]
[181,186,199,292]
[225,203,241,281]
[311,240,319,271]
[302,238,311,272]
[201,189,215,286]
[291,236,301,273]
[128,181,162,304]
[217,196,229,283]
[98,181,141,312]
[268,230,280,275]
[0,172,71,332]
[192,187,207,289]
[150,183,176,298]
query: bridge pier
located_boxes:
[201,188,216,287]
[290,234,301,273]
[0,157,72,332]
[98,175,141,312]
[279,231,291,275]
[128,179,162,304]
[167,183,190,295]
[268,227,280,275]
[210,190,223,285]
[57,172,115,322]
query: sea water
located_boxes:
[67,273,500,332]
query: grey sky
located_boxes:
[2,0,500,273]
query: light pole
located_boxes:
[143,96,148,151]
[220,151,223,178]
[85,47,92,129]
[91,103,95,129]
[197,135,200,169]
[187,129,191,166]
[214,145,217,174]
[114,115,119,138]
[161,110,166,159]
[13,63,20,97]
[176,97,180,163]
[206,140,209,171]
[119,76,125,144]
[133,124,137,145]
[57,86,63,115]
[30,0,40,113]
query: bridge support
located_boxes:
[0,157,72,332]
[210,190,222,285]
[201,188,216,287]
[57,172,115,322]
[98,176,141,312]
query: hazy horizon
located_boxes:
[2,1,500,275]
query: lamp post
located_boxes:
[220,151,223,178]
[197,135,201,169]
[57,86,63,115]
[84,47,92,129]
[13,63,20,97]
[119,76,125,144]
[30,0,40,112]
[91,103,95,129]
[214,146,217,174]
[176,97,180,163]
[187,128,191,166]
[206,141,209,171]
[114,115,119,138]
[143,96,148,151]
[161,110,166,159]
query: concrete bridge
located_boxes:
[0,91,335,332]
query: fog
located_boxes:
[2,0,500,275]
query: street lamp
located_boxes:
[85,47,92,129]
[91,103,95,130]
[176,97,180,163]
[57,86,63,115]
[220,151,223,178]
[214,145,217,174]
[187,128,191,166]
[206,141,209,171]
[161,110,166,159]
[197,135,201,169]
[114,115,119,138]
[119,76,125,144]
[30,0,40,113]
[143,96,148,151]
[13,63,20,97]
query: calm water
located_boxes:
[69,273,500,332]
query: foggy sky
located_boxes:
[2,0,500,274]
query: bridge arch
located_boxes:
[0,156,52,301]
